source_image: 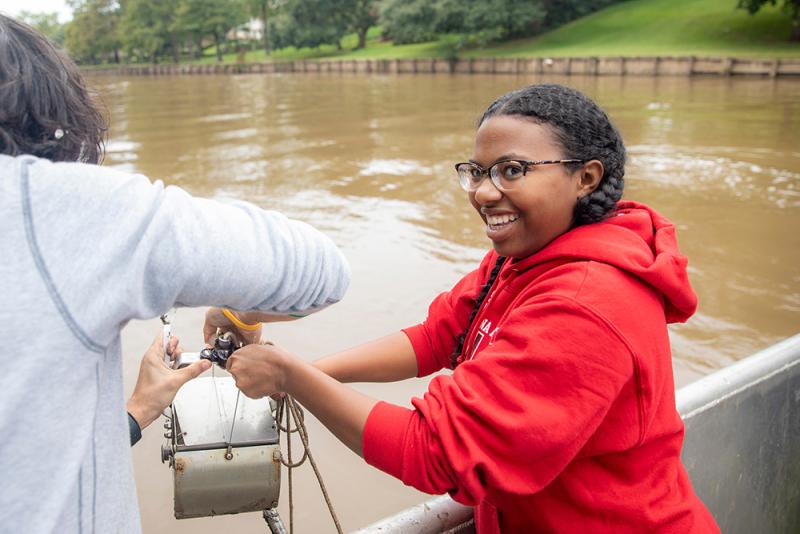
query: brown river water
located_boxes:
[87,73,799,533]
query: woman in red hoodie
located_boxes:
[216,84,720,533]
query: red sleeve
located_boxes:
[402,251,497,377]
[364,295,636,505]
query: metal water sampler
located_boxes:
[161,376,281,519]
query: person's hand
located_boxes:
[226,343,296,399]
[127,333,211,430]
[203,307,263,346]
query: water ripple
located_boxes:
[360,159,432,177]
[628,145,800,209]
[196,112,251,123]
[213,128,259,141]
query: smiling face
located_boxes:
[469,115,600,259]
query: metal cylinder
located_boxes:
[163,377,281,519]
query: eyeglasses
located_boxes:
[454,158,585,192]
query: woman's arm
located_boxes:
[225,332,418,454]
[312,332,418,383]
[227,297,637,504]
[202,311,419,386]
[226,343,377,455]
[26,161,351,347]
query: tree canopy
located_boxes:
[18,11,66,45]
[267,0,377,51]
[737,0,800,40]
[65,0,121,64]
[379,0,619,46]
[173,0,247,61]
[45,0,630,64]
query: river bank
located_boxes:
[86,55,800,77]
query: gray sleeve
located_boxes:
[25,158,350,347]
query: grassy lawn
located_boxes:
[97,0,798,67]
[247,0,798,61]
[470,0,800,58]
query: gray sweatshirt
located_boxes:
[0,155,350,533]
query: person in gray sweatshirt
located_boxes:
[0,14,350,534]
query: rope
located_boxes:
[275,395,343,534]
[442,519,476,534]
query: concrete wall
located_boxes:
[87,56,800,77]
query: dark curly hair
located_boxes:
[0,14,106,163]
[479,83,626,225]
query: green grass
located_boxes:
[247,0,799,60]
[469,0,800,58]
[93,0,798,67]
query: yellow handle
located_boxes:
[221,308,261,331]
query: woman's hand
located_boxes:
[127,333,212,430]
[226,343,295,399]
[203,307,263,345]
[226,341,377,456]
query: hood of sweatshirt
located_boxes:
[514,200,697,323]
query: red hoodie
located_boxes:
[362,201,719,533]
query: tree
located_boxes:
[64,0,122,64]
[435,0,546,43]
[120,0,179,63]
[18,11,66,46]
[738,0,800,41]
[349,0,378,50]
[380,0,546,46]
[245,0,286,54]
[277,0,351,50]
[173,0,247,62]
[379,0,438,44]
[290,0,377,51]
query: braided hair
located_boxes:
[480,84,626,226]
[450,255,506,369]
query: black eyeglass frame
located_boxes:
[454,158,585,192]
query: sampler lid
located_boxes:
[172,376,279,450]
